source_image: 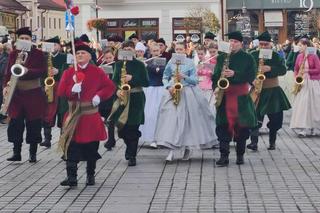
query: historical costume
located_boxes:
[290,38,320,136]
[247,31,291,151]
[108,41,149,166]
[213,31,257,166]
[139,47,166,147]
[5,27,47,163]
[154,44,218,161]
[58,42,116,187]
[40,36,67,148]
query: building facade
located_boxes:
[0,0,28,33]
[16,0,66,42]
[227,0,320,44]
[74,0,221,42]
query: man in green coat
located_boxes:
[41,36,67,148]
[108,41,149,166]
[247,31,291,151]
[212,31,257,166]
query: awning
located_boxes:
[0,0,28,11]
[264,11,283,27]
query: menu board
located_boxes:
[294,13,309,36]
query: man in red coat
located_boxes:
[58,41,116,187]
[5,27,47,163]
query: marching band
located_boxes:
[1,25,320,188]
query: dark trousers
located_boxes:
[216,124,251,157]
[118,125,141,159]
[8,116,42,145]
[251,111,283,144]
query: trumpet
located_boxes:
[250,58,265,105]
[172,60,183,106]
[0,51,28,115]
[44,53,55,103]
[119,61,131,106]
[292,54,307,95]
[215,53,230,107]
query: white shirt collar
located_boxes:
[78,63,89,69]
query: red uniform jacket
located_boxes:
[5,48,46,121]
[58,63,116,143]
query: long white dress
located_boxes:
[290,59,320,130]
[154,58,218,150]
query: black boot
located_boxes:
[60,161,78,187]
[104,122,116,151]
[29,143,38,163]
[236,155,244,165]
[40,127,52,148]
[247,136,258,151]
[7,142,22,161]
[268,131,277,150]
[236,140,246,165]
[86,161,96,186]
[126,139,138,166]
[216,154,229,166]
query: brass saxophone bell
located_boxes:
[44,76,55,87]
[295,76,304,85]
[120,83,131,91]
[173,82,183,91]
[217,78,229,90]
[257,73,266,81]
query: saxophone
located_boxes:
[215,53,230,108]
[172,61,183,106]
[44,53,55,103]
[0,50,28,115]
[250,58,266,105]
[292,54,307,95]
[119,61,131,106]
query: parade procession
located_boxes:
[1,0,320,212]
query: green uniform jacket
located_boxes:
[251,50,291,117]
[286,50,299,71]
[212,50,257,128]
[109,58,149,126]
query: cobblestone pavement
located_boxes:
[0,118,320,213]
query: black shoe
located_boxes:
[216,156,229,167]
[60,177,77,187]
[104,139,116,151]
[40,140,51,148]
[268,144,276,150]
[29,154,37,163]
[86,175,95,186]
[7,154,21,161]
[128,158,136,166]
[247,142,257,151]
[236,155,244,165]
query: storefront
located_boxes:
[101,18,159,41]
[227,0,320,43]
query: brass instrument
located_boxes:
[250,58,266,105]
[292,54,307,95]
[172,60,183,106]
[0,51,28,115]
[44,52,55,103]
[215,53,230,107]
[119,61,131,106]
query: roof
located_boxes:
[0,0,28,11]
[38,0,66,11]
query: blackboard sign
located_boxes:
[141,31,157,41]
[294,13,309,36]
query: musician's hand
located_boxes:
[50,68,59,76]
[168,87,174,95]
[71,83,82,93]
[223,69,235,77]
[116,90,123,98]
[92,95,100,107]
[261,65,271,73]
[177,73,186,81]
[125,74,132,82]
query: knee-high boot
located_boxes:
[268,130,277,150]
[86,161,96,185]
[40,127,52,148]
[7,142,22,161]
[29,143,38,163]
[60,161,78,187]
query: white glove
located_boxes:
[71,83,82,93]
[92,95,100,107]
[51,68,59,75]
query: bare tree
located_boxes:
[186,7,221,34]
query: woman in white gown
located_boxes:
[154,42,218,161]
[290,38,320,137]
